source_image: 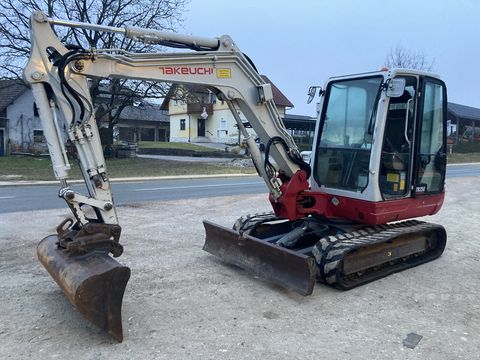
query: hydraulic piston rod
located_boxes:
[36,12,219,49]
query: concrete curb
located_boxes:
[0,173,258,187]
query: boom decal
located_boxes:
[159,66,214,75]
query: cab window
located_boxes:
[315,76,383,192]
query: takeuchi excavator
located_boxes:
[24,11,448,342]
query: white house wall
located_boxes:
[7,90,44,150]
[170,108,257,143]
[169,98,273,143]
[7,90,69,152]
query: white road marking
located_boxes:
[0,196,16,199]
[134,181,264,192]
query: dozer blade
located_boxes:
[37,235,131,342]
[203,221,317,295]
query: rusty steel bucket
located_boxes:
[37,235,130,342]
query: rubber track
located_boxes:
[233,212,279,234]
[312,220,446,290]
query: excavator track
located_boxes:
[312,220,447,290]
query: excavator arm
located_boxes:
[24,11,310,341]
[24,11,309,226]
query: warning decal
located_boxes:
[216,68,232,78]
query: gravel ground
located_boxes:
[0,177,479,359]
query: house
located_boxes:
[0,79,170,156]
[161,75,294,143]
[447,102,480,144]
[0,79,47,155]
[282,114,317,151]
[115,104,169,143]
[93,83,170,144]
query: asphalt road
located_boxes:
[0,176,267,214]
[0,163,479,214]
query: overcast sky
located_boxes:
[182,0,479,116]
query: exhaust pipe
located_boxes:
[37,235,130,342]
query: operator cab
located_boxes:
[311,69,447,208]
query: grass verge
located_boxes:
[138,141,220,152]
[0,155,254,181]
[447,153,480,164]
[3,152,477,182]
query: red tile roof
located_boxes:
[260,75,293,108]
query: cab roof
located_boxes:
[327,68,441,82]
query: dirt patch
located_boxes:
[1,178,480,359]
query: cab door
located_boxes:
[413,78,447,196]
[379,76,417,199]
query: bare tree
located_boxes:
[385,44,435,72]
[0,0,189,133]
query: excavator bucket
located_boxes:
[37,235,130,342]
[203,221,317,295]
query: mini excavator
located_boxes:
[24,11,447,341]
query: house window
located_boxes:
[180,119,186,131]
[33,130,45,143]
[33,102,39,117]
